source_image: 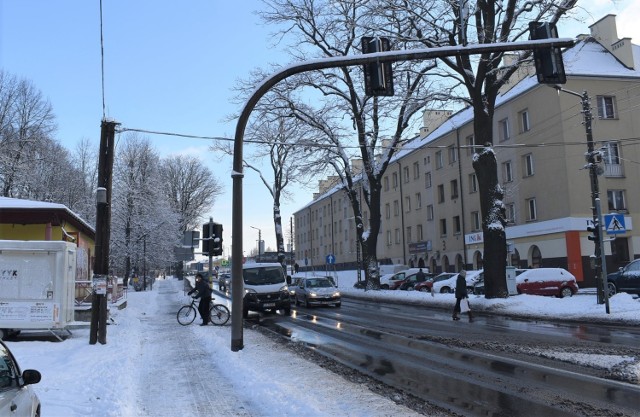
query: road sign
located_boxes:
[326,254,336,265]
[604,213,626,234]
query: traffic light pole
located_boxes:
[231,37,576,351]
[553,87,609,312]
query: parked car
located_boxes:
[607,259,640,297]
[380,268,422,290]
[414,273,456,292]
[294,276,341,308]
[473,269,526,295]
[0,339,41,417]
[432,270,482,294]
[398,271,435,290]
[516,268,578,298]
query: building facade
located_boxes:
[293,15,640,287]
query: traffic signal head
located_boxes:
[587,223,600,242]
[529,22,566,84]
[212,223,223,256]
[361,36,394,97]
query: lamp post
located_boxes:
[552,86,609,313]
[250,226,261,261]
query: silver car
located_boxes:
[294,277,341,308]
[0,339,41,417]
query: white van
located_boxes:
[242,263,291,318]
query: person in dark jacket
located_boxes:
[189,273,212,325]
[453,270,472,321]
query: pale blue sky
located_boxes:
[1,0,638,259]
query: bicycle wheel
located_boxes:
[177,305,197,325]
[209,304,230,326]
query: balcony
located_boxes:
[604,163,624,177]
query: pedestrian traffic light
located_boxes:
[361,36,394,96]
[587,222,600,242]
[211,223,223,256]
[529,22,566,84]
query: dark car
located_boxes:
[0,339,41,417]
[218,273,231,292]
[398,271,435,290]
[607,259,640,297]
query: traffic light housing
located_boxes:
[361,36,394,96]
[587,223,600,242]
[202,222,213,255]
[529,22,566,84]
[211,223,223,256]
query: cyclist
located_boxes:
[188,273,212,325]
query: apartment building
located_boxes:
[293,15,640,287]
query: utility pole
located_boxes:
[90,119,118,344]
[554,87,609,312]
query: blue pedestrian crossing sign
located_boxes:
[604,213,626,235]
[326,254,336,265]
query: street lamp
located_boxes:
[250,226,261,261]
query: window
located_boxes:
[607,190,626,211]
[597,95,616,119]
[392,172,398,188]
[453,215,461,234]
[425,172,432,189]
[448,145,457,164]
[415,192,422,209]
[466,135,476,156]
[440,218,447,236]
[406,226,412,243]
[471,211,480,231]
[413,161,420,179]
[519,109,530,132]
[523,154,534,177]
[385,203,390,219]
[469,173,478,193]
[450,179,459,199]
[506,203,516,224]
[386,230,392,245]
[395,228,401,244]
[393,200,399,216]
[503,161,513,182]
[602,141,621,165]
[405,196,411,212]
[403,166,410,183]
[417,224,423,241]
[526,198,537,221]
[498,118,510,141]
[384,176,389,191]
[427,204,434,221]
[437,184,445,203]
[435,150,443,169]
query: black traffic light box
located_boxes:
[587,222,600,242]
[529,22,566,84]
[362,36,394,96]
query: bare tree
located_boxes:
[69,137,100,224]
[159,155,222,232]
[110,134,181,284]
[0,71,56,198]
[374,0,577,297]
[258,0,441,288]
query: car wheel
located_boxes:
[305,297,312,308]
[295,296,300,306]
[283,307,291,316]
[440,287,450,294]
[607,282,617,297]
[559,287,573,298]
[419,287,429,293]
[381,284,389,290]
[242,308,249,319]
[335,302,341,308]
[407,286,415,291]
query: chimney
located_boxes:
[420,109,453,138]
[590,14,635,69]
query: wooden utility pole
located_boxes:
[90,119,119,344]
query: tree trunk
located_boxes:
[273,202,286,269]
[472,111,508,298]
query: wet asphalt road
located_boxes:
[255,295,640,417]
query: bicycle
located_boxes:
[177,297,230,326]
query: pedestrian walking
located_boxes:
[453,270,473,322]
[416,268,426,282]
[188,273,212,325]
